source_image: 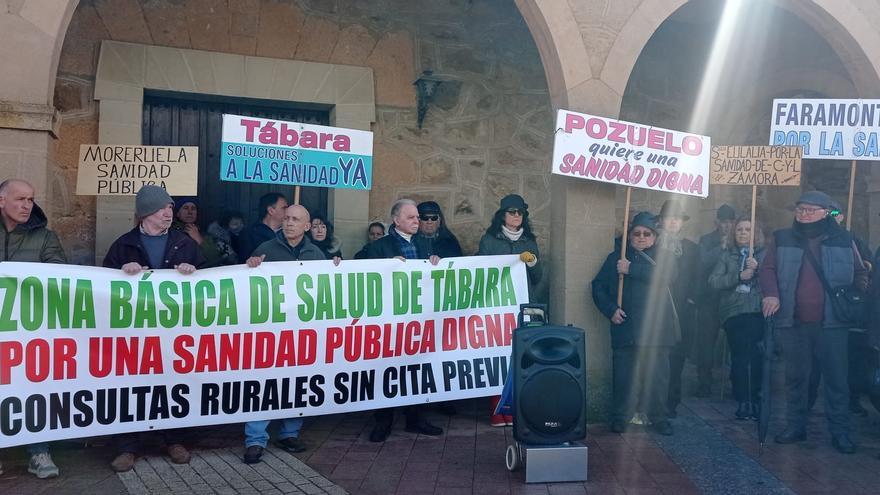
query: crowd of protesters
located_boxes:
[0,179,541,477]
[591,190,874,455]
[5,176,878,480]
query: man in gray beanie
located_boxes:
[759,190,868,454]
[102,184,205,471]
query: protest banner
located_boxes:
[220,114,374,203]
[0,256,528,448]
[710,145,802,254]
[552,109,711,304]
[769,98,880,229]
[76,145,198,195]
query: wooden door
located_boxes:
[142,93,330,227]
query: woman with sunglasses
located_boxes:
[591,211,678,436]
[477,193,542,427]
[708,217,765,421]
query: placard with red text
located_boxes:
[552,110,711,198]
[0,256,527,447]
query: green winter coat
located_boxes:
[708,246,764,325]
[0,204,66,263]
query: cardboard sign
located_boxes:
[552,110,711,198]
[77,145,198,196]
[769,99,880,160]
[0,256,527,448]
[220,114,373,190]
[710,146,802,186]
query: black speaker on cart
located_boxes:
[512,313,587,445]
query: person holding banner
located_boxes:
[477,193,542,427]
[759,191,868,454]
[366,198,443,442]
[417,201,463,259]
[353,222,385,259]
[237,192,289,262]
[242,204,325,463]
[591,211,678,436]
[103,185,206,472]
[0,179,66,479]
[172,197,232,267]
[708,217,765,420]
[656,200,701,416]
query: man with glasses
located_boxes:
[759,191,868,454]
[417,201,462,258]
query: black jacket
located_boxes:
[419,231,462,258]
[237,222,276,262]
[591,245,679,348]
[103,227,206,269]
[366,230,433,259]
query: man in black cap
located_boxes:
[759,190,868,454]
[417,201,462,258]
[657,199,701,417]
[694,204,737,397]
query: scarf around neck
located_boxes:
[502,225,523,242]
[657,230,683,257]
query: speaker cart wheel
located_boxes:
[505,442,524,471]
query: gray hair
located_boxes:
[0,179,32,197]
[390,198,417,221]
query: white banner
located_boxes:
[769,98,880,160]
[0,256,528,447]
[552,109,711,198]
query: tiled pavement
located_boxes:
[4,367,880,494]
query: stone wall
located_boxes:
[52,0,552,277]
[618,2,871,244]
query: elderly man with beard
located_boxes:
[656,200,701,418]
[366,198,442,442]
[103,185,205,472]
[760,191,868,454]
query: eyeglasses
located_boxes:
[420,215,439,221]
[795,206,826,215]
[631,231,655,238]
[505,208,523,216]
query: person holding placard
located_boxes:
[656,200,702,416]
[591,211,678,435]
[0,179,66,479]
[708,217,765,420]
[759,191,868,454]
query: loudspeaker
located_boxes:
[513,325,587,444]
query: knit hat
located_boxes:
[716,204,736,221]
[658,199,690,221]
[417,201,442,215]
[174,196,198,212]
[630,211,657,232]
[135,185,173,218]
[796,190,833,209]
[499,194,528,211]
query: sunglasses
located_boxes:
[420,215,439,221]
[505,208,524,216]
[631,231,655,238]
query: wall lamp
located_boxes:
[413,70,443,129]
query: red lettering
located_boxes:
[298,329,317,365]
[325,327,342,364]
[241,119,260,141]
[586,118,607,139]
[254,332,274,368]
[442,317,458,351]
[564,113,585,133]
[0,341,22,384]
[607,122,627,143]
[647,129,664,150]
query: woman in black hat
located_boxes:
[592,211,678,435]
[417,201,462,258]
[477,193,542,426]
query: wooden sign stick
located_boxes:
[294,185,301,205]
[617,186,632,307]
[846,160,856,231]
[749,185,757,257]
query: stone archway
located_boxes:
[514,0,880,416]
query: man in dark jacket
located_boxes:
[759,191,868,454]
[693,204,736,397]
[242,204,324,464]
[0,179,66,479]
[417,201,462,258]
[103,185,205,472]
[658,200,701,417]
[237,192,288,261]
[366,198,442,442]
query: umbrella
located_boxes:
[758,316,774,455]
